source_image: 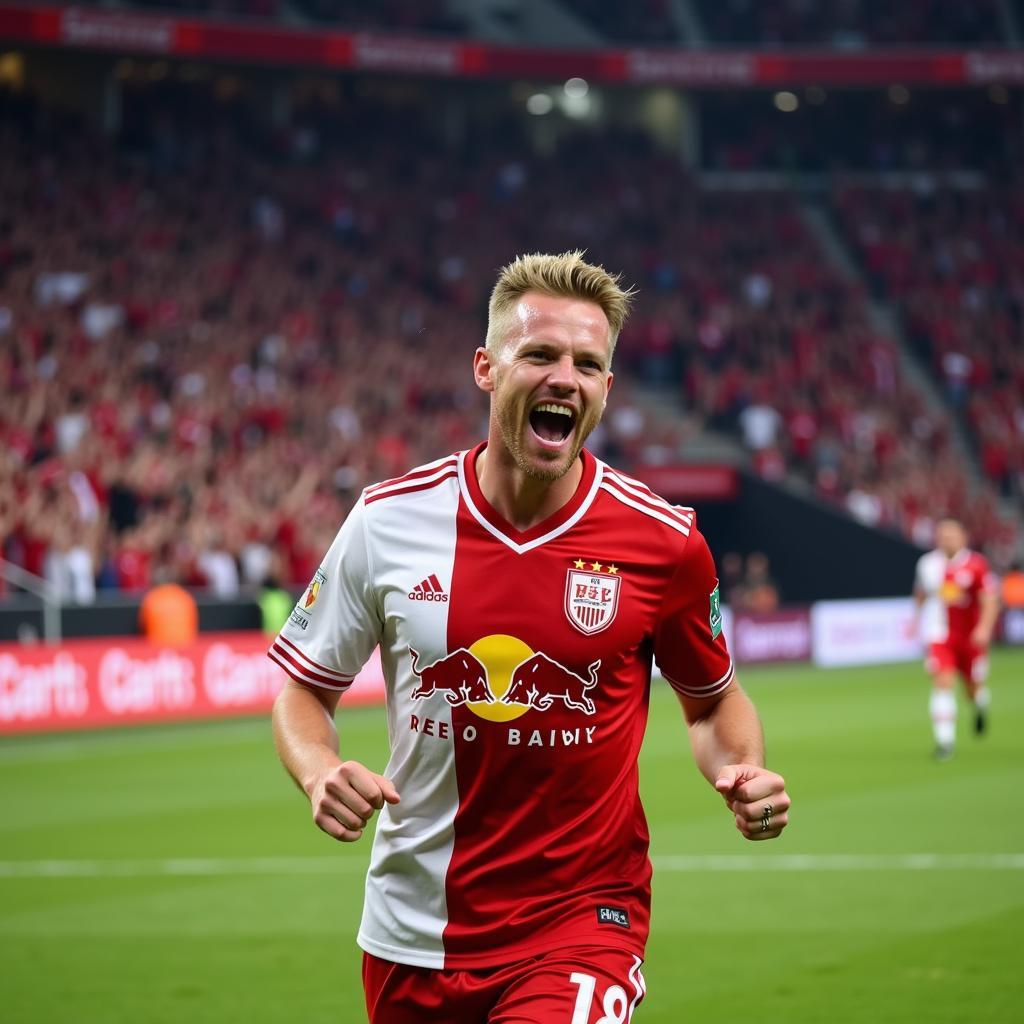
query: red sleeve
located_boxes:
[975,554,998,594]
[654,528,734,700]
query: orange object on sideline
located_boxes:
[1002,570,1024,609]
[139,583,199,647]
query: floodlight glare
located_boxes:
[526,93,554,115]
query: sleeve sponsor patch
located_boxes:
[596,905,630,929]
[301,568,327,611]
[709,584,723,639]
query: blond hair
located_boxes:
[485,250,635,355]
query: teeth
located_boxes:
[534,403,573,417]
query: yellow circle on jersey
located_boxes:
[467,634,533,722]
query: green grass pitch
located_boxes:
[2,650,1023,1022]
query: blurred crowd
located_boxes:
[695,0,1005,46]
[837,187,1024,511]
[560,0,679,44]
[287,0,464,32]
[703,89,1021,176]
[71,0,1013,46]
[0,87,685,601]
[719,550,780,613]
[623,189,1017,562]
[73,0,464,33]
[77,1,284,19]
[0,79,1019,605]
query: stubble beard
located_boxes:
[494,393,594,483]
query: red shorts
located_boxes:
[362,946,647,1024]
[926,641,988,684]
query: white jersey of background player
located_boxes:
[913,518,999,760]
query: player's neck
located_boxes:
[475,444,583,532]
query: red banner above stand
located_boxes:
[2,4,1023,85]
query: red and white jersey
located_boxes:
[914,547,997,644]
[269,444,733,971]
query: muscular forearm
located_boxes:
[686,683,765,785]
[273,680,399,843]
[978,592,1000,637]
[272,681,343,798]
[684,682,789,842]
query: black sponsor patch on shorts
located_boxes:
[596,905,630,929]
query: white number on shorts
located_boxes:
[569,972,597,1024]
[568,972,628,1024]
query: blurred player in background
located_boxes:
[913,517,1000,761]
[271,251,790,1023]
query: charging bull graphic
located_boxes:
[409,648,493,707]
[501,653,600,716]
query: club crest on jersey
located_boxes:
[565,561,621,636]
[302,568,326,611]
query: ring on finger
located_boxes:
[760,802,774,832]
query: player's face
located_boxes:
[475,292,614,482]
[936,520,967,557]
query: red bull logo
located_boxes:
[408,648,493,707]
[503,652,599,716]
[409,634,601,721]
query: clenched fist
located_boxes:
[308,760,401,842]
[715,764,790,841]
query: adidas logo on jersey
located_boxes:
[409,574,449,602]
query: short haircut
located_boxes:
[485,250,635,356]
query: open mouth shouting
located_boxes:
[528,402,577,450]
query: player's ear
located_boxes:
[603,370,614,408]
[473,347,496,393]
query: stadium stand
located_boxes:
[72,1,283,18]
[0,61,1019,600]
[33,0,1014,45]
[288,0,466,33]
[626,187,1003,554]
[702,89,1019,174]
[835,185,1024,517]
[0,84,684,597]
[558,0,683,44]
[694,0,1006,46]
[67,0,466,33]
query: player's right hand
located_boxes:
[309,760,401,842]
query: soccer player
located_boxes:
[270,251,791,1023]
[913,516,1000,760]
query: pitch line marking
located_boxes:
[0,853,1022,879]
[652,853,1024,872]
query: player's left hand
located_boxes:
[715,764,790,841]
[969,625,992,648]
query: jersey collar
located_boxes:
[949,548,971,567]
[458,443,602,554]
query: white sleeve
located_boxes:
[914,554,928,594]
[268,495,382,691]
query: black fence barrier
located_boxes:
[679,472,924,604]
[0,592,265,643]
